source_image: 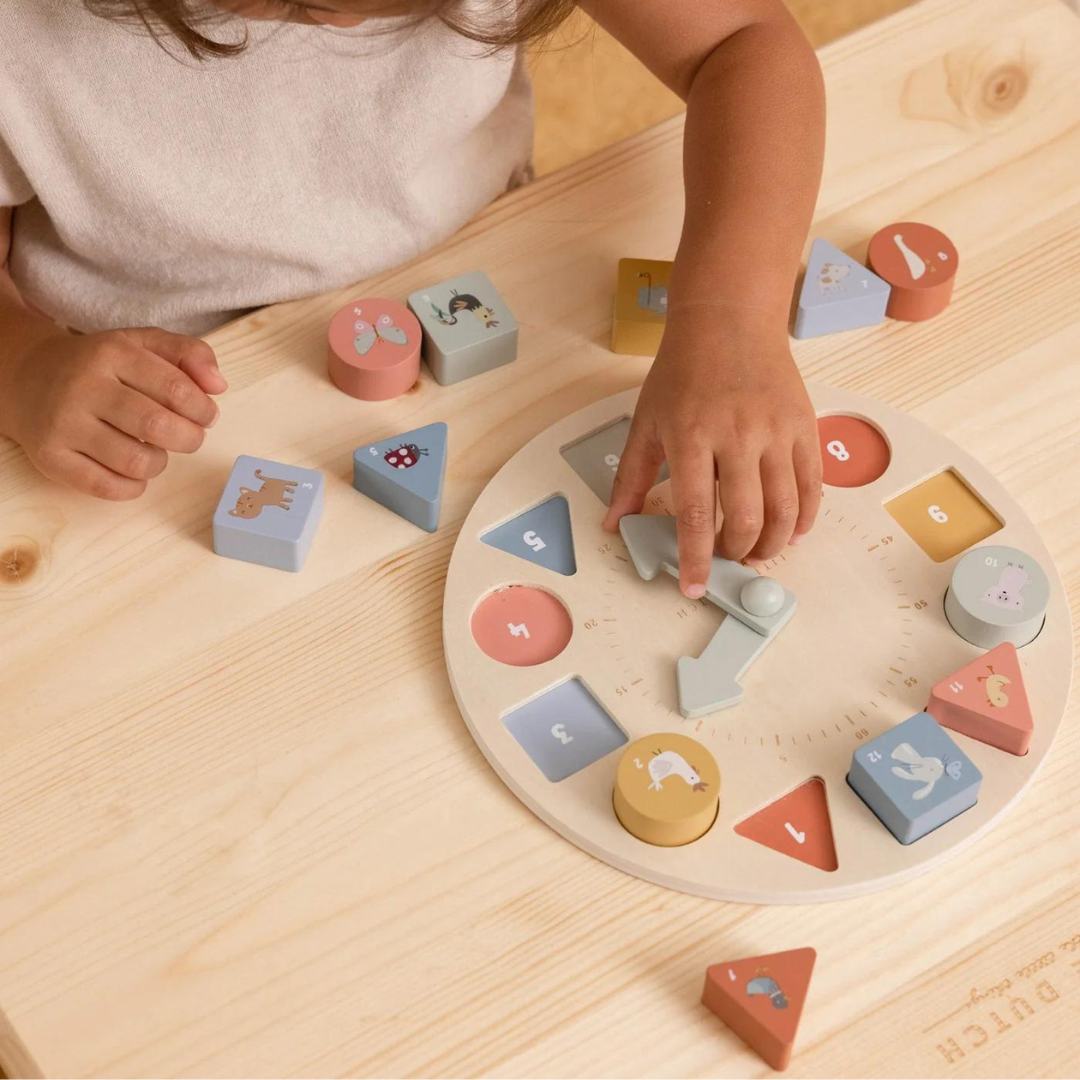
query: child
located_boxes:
[0,0,825,598]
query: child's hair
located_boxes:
[84,0,576,59]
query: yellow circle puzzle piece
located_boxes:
[613,733,720,847]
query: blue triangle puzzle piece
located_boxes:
[353,422,447,532]
[481,496,576,576]
[794,239,891,339]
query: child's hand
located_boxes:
[0,327,227,500]
[602,317,822,597]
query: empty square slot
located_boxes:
[560,419,669,506]
[503,679,627,782]
[884,469,1001,563]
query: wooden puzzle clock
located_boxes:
[443,386,1072,902]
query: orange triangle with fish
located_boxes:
[926,642,1033,756]
[702,947,816,1071]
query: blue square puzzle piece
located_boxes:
[407,270,518,386]
[503,679,627,782]
[353,422,447,533]
[212,455,324,572]
[794,239,891,339]
[847,712,982,844]
[481,495,576,576]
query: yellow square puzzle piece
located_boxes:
[611,258,672,356]
[885,469,1002,562]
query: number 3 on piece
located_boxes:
[826,439,850,462]
[927,504,949,524]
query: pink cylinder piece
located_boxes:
[328,297,422,401]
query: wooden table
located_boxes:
[2,0,1079,1074]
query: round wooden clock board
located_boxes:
[442,385,1072,903]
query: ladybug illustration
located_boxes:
[384,443,428,470]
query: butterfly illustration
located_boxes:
[353,309,409,356]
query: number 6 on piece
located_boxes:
[927,504,949,523]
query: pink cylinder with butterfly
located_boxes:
[328,298,422,401]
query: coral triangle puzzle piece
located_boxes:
[481,496,576,576]
[794,239,891,339]
[618,514,795,717]
[926,642,1033,756]
[353,422,447,533]
[734,778,837,872]
[702,947,817,1071]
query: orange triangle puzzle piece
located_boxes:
[733,778,837,871]
[926,642,1033,755]
[702,948,816,1071]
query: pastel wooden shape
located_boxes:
[352,422,447,532]
[794,239,890,338]
[471,585,573,666]
[212,454,324,572]
[817,414,891,487]
[406,270,518,386]
[560,417,668,506]
[944,545,1050,649]
[613,733,719,846]
[927,642,1033,756]
[734,778,837,872]
[611,257,671,355]
[702,948,817,1071]
[847,713,982,845]
[481,495,576,576]
[867,222,958,321]
[884,468,1002,562]
[328,297,422,401]
[503,678,626,782]
[677,616,771,717]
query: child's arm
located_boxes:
[591,0,825,594]
[0,207,228,500]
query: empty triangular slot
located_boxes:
[481,496,576,576]
[734,777,837,871]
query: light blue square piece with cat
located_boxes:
[212,455,324,572]
[503,679,627,782]
[847,712,982,845]
[407,270,518,385]
[352,422,447,532]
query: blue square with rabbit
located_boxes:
[847,712,982,845]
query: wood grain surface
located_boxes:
[2,0,1079,1075]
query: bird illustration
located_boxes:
[977,665,1011,708]
[647,750,707,793]
[746,973,788,1010]
[890,742,944,800]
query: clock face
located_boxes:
[443,386,1071,902]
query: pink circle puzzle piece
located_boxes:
[328,297,422,401]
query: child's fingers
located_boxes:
[84,420,169,482]
[749,450,799,559]
[126,328,228,396]
[667,443,717,598]
[715,453,764,562]
[602,422,665,532]
[104,384,207,454]
[119,351,220,431]
[791,434,823,544]
[37,444,147,502]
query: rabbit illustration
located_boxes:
[890,742,944,800]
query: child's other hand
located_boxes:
[2,328,227,500]
[602,315,822,597]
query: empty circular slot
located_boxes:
[471,585,573,666]
[817,415,891,487]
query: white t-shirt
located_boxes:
[0,0,534,336]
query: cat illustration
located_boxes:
[229,470,298,519]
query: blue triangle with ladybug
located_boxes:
[352,422,447,532]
